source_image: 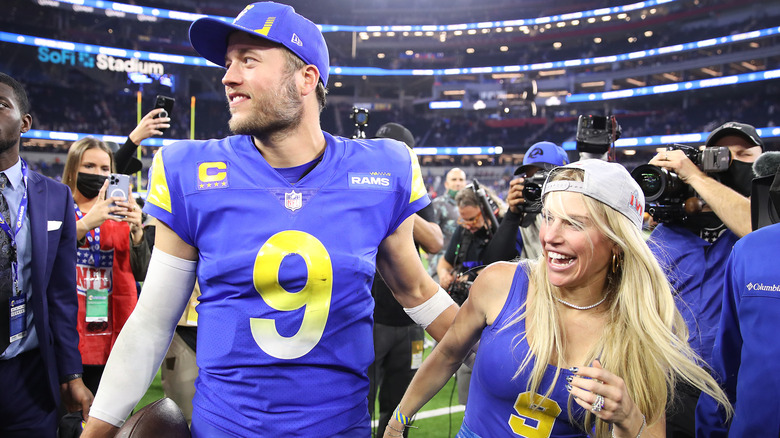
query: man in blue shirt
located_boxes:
[647,122,763,437]
[0,73,92,436]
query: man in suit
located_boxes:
[0,72,92,436]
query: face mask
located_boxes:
[76,172,108,199]
[447,188,458,198]
[720,160,754,197]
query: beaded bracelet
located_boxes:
[611,414,646,438]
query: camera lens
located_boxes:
[632,164,689,203]
[522,183,542,202]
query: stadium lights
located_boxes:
[566,68,780,103]
[4,24,777,78]
[43,0,680,32]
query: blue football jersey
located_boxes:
[144,132,429,436]
[462,265,588,438]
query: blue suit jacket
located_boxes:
[26,170,82,404]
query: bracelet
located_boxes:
[611,414,646,438]
[386,424,405,437]
[60,373,83,383]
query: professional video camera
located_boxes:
[447,265,482,306]
[350,107,369,139]
[631,144,730,223]
[467,179,499,235]
[576,115,622,155]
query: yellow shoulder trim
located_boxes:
[406,146,427,204]
[147,151,173,214]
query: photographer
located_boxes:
[646,121,763,437]
[482,141,569,264]
[428,167,466,281]
[436,184,504,404]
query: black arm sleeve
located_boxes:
[481,209,522,264]
[114,138,144,175]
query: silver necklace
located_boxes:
[555,295,607,310]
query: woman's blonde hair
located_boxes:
[504,167,731,436]
[61,137,115,193]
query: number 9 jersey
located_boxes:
[144,132,430,437]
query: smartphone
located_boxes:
[153,95,175,134]
[107,174,131,218]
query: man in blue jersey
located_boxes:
[646,122,762,437]
[81,3,458,437]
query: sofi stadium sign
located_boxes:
[37,47,164,75]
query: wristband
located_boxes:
[61,373,83,383]
[393,406,413,426]
[403,287,455,329]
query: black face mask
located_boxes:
[720,160,755,198]
[76,173,108,199]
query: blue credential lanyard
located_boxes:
[0,159,28,296]
[74,202,101,268]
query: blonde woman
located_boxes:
[62,137,149,395]
[385,160,731,438]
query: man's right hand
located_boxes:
[507,177,526,214]
[81,417,120,438]
[648,149,705,184]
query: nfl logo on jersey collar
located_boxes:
[285,190,302,211]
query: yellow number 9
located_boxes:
[250,231,333,359]
[508,391,561,438]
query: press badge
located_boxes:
[411,339,424,370]
[85,289,109,322]
[9,295,27,343]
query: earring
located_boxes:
[611,253,619,274]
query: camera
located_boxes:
[518,170,549,215]
[631,144,730,223]
[576,115,622,155]
[447,266,482,305]
[350,107,370,139]
[467,179,499,235]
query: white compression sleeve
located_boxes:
[403,287,456,329]
[89,248,197,427]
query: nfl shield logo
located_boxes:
[284,190,302,211]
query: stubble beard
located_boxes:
[228,74,303,139]
[0,136,19,156]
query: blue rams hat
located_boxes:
[189,2,330,85]
[514,141,569,175]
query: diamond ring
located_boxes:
[591,394,605,413]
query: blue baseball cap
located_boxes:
[189,2,330,85]
[514,141,569,175]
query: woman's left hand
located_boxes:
[113,189,144,244]
[567,359,645,435]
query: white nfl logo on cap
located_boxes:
[291,33,303,46]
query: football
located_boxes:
[115,398,191,438]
